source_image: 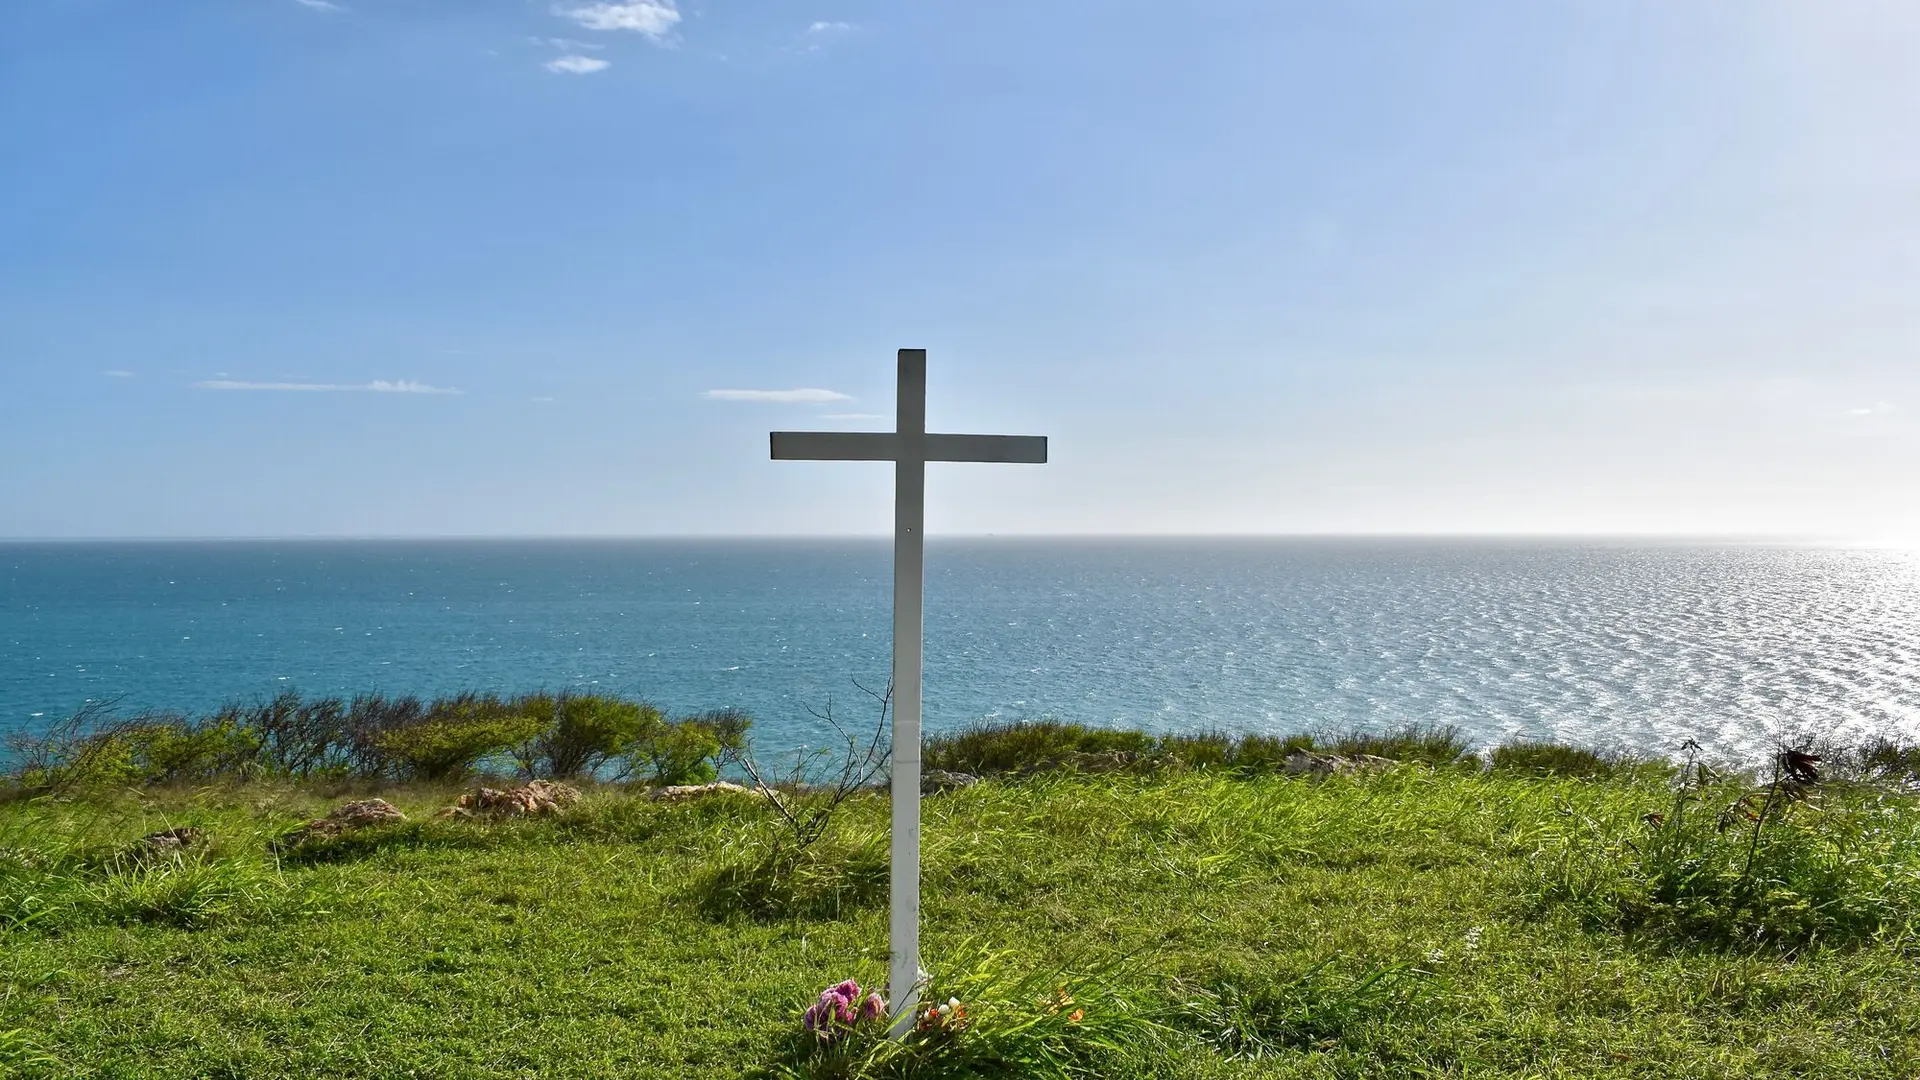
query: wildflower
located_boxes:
[803,979,885,1043]
[1463,926,1484,955]
[1067,1008,1084,1023]
[915,996,968,1035]
[802,1000,831,1038]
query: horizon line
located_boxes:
[0,531,1891,546]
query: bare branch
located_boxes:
[733,676,894,855]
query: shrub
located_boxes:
[341,694,429,777]
[683,707,752,764]
[657,709,752,785]
[2,691,748,790]
[246,692,351,778]
[374,695,544,781]
[126,715,263,784]
[514,693,667,779]
[4,702,115,797]
[624,720,725,785]
[3,710,262,794]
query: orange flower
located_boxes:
[1067,1008,1084,1023]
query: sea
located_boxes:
[3,539,1917,761]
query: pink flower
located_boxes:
[803,979,884,1043]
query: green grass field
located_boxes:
[4,762,1919,1078]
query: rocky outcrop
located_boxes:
[1282,751,1398,776]
[132,827,203,858]
[274,798,406,850]
[921,770,979,794]
[439,780,582,819]
[1051,750,1139,774]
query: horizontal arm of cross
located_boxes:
[771,432,1047,464]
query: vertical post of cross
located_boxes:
[888,348,928,1033]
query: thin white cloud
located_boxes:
[294,0,344,11]
[820,412,885,420]
[195,379,462,395]
[801,20,855,51]
[102,370,136,379]
[367,380,462,394]
[1846,402,1898,416]
[701,388,853,403]
[560,1,680,39]
[534,36,606,51]
[546,55,611,74]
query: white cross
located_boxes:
[772,348,1047,1033]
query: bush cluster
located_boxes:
[921,720,1473,776]
[1486,739,1670,780]
[3,691,749,794]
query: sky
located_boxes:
[1,0,1916,540]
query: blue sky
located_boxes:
[1,1,1915,539]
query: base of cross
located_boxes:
[888,966,932,1038]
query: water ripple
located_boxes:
[2,539,1916,760]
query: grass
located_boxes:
[2,748,1918,1079]
[0,711,1912,1068]
[919,720,1471,776]
[1488,739,1668,780]
[1181,956,1434,1060]
[1534,769,1920,950]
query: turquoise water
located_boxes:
[4,539,1917,758]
